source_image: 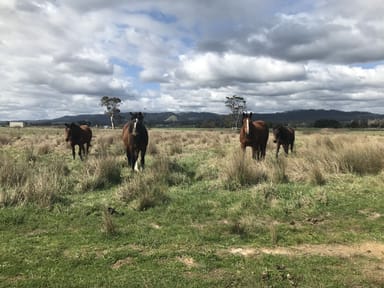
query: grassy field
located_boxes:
[1,126,384,287]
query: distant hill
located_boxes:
[3,109,383,128]
[248,109,384,124]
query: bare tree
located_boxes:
[225,95,247,129]
[100,96,122,129]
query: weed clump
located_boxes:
[0,151,72,207]
[102,208,118,236]
[339,144,384,175]
[118,172,169,211]
[78,157,122,192]
[223,153,268,190]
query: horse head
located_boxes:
[272,126,282,143]
[130,112,145,136]
[64,123,72,142]
[242,112,253,135]
[65,122,81,142]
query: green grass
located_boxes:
[0,127,384,287]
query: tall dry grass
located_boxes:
[1,127,384,207]
[0,148,71,207]
[220,131,384,187]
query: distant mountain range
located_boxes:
[3,109,384,127]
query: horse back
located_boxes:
[281,127,295,144]
[79,125,92,142]
[252,120,269,142]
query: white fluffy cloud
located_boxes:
[0,0,384,120]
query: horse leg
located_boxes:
[251,146,257,160]
[140,147,147,171]
[276,142,280,158]
[133,150,140,172]
[290,141,294,153]
[78,144,84,161]
[71,144,76,160]
[126,149,133,169]
[260,143,267,160]
[283,144,289,155]
[85,142,90,156]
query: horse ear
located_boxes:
[249,112,252,118]
[65,123,69,128]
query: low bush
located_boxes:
[223,152,268,190]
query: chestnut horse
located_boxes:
[64,123,92,160]
[239,112,269,160]
[122,112,149,171]
[272,125,295,158]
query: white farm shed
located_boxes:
[9,121,25,128]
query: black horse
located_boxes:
[64,123,92,160]
[272,125,295,158]
[122,112,149,171]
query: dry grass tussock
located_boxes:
[0,148,71,207]
[218,131,384,187]
[1,127,384,207]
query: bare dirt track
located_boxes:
[229,241,384,283]
[229,241,384,260]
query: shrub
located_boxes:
[0,153,72,207]
[147,141,159,155]
[339,143,384,175]
[102,208,118,236]
[0,135,12,146]
[309,165,326,186]
[78,157,122,192]
[169,142,183,155]
[118,172,169,211]
[269,157,288,184]
[223,153,268,190]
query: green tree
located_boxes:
[100,96,122,129]
[225,95,246,129]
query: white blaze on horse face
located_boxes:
[245,118,250,135]
[132,118,138,135]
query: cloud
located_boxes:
[173,53,306,87]
[0,0,384,120]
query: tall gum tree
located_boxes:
[100,96,122,129]
[225,95,247,129]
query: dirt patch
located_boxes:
[229,241,384,260]
[177,256,199,268]
[358,209,382,220]
[112,257,134,270]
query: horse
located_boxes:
[272,125,295,158]
[239,112,269,160]
[64,123,92,160]
[122,112,149,171]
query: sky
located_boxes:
[1,0,384,121]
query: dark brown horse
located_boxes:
[239,112,269,160]
[122,112,149,171]
[272,125,295,158]
[64,123,92,160]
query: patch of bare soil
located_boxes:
[229,241,384,260]
[229,241,384,283]
[112,257,134,270]
[177,256,199,268]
